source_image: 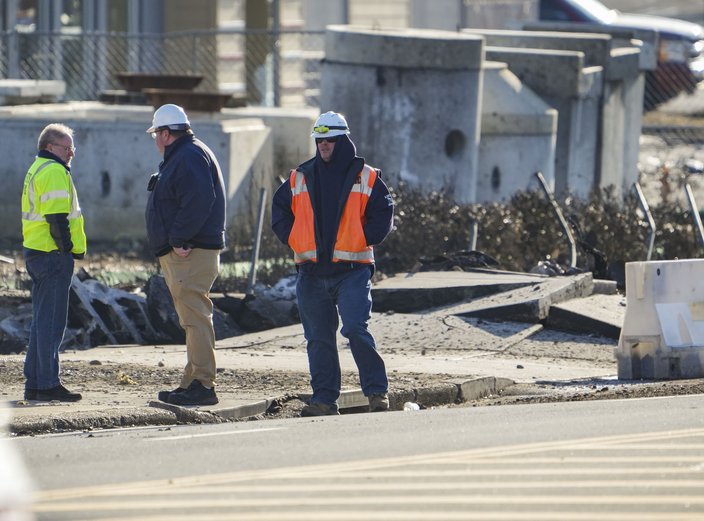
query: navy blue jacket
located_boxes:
[146,135,226,257]
[272,135,394,275]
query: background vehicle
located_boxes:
[539,0,704,108]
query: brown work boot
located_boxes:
[368,393,389,412]
[300,402,339,417]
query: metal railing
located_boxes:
[0,27,325,108]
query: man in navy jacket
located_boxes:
[146,104,226,406]
[272,111,394,416]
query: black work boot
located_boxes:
[157,386,186,403]
[35,384,82,402]
[168,380,218,406]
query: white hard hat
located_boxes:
[146,104,191,133]
[311,111,350,138]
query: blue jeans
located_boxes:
[296,266,388,404]
[24,251,74,391]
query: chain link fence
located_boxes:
[0,28,325,108]
[0,26,699,113]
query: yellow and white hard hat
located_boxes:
[311,111,350,138]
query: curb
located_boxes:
[8,376,515,436]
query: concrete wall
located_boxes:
[0,102,275,243]
[320,25,484,203]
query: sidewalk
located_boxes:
[2,270,623,435]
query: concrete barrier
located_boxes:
[484,46,602,198]
[617,259,704,379]
[464,28,645,199]
[478,61,557,202]
[320,25,484,203]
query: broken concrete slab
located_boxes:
[547,293,626,339]
[442,272,594,323]
[372,269,547,313]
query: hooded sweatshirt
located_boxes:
[271,134,394,276]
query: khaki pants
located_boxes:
[159,248,220,389]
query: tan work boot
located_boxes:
[368,393,389,412]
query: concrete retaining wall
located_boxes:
[0,102,276,242]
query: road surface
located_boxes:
[13,393,704,520]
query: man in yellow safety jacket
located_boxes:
[21,123,86,402]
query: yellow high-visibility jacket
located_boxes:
[21,157,86,254]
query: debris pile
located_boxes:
[0,271,300,355]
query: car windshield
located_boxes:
[568,0,619,24]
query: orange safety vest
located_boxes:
[288,164,377,264]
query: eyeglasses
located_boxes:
[315,136,339,144]
[151,128,167,139]
[51,143,76,154]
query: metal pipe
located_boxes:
[246,187,268,295]
[271,0,281,107]
[468,218,478,251]
[632,182,656,261]
[534,171,577,268]
[685,183,704,249]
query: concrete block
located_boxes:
[372,270,546,313]
[522,21,658,71]
[321,25,484,202]
[219,106,317,179]
[478,62,557,203]
[456,376,496,401]
[0,79,65,105]
[485,47,587,97]
[462,28,613,68]
[547,293,625,339]
[484,46,601,198]
[415,382,459,406]
[454,272,594,323]
[617,259,704,380]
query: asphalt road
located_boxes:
[14,393,704,520]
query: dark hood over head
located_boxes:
[315,134,357,174]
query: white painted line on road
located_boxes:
[145,426,284,442]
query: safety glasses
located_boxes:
[315,136,339,144]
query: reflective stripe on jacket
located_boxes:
[21,157,86,253]
[288,164,376,264]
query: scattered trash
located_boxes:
[117,373,137,385]
[686,159,704,175]
[403,402,421,411]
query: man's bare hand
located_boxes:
[173,246,191,258]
